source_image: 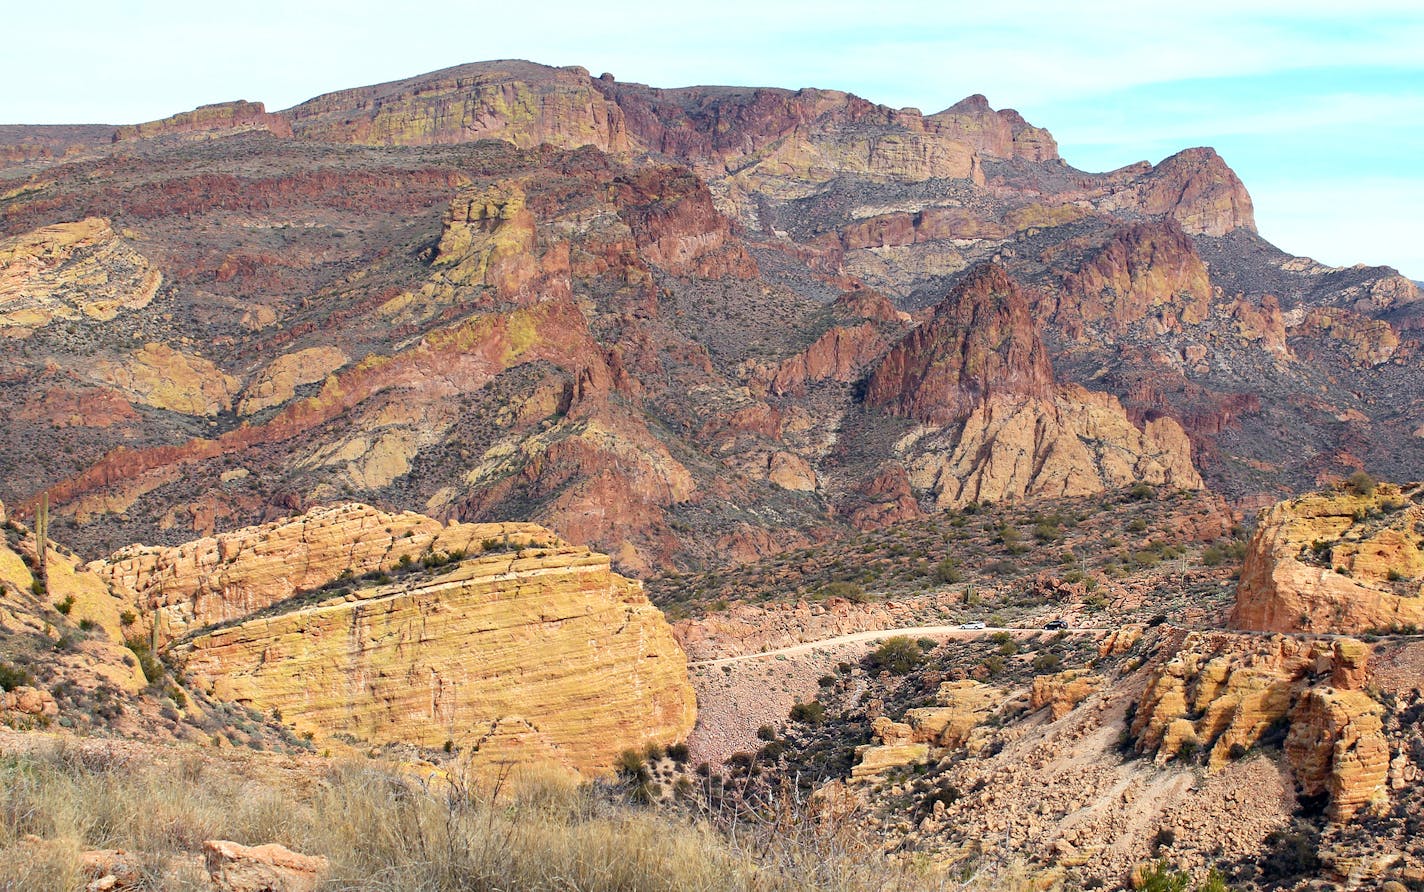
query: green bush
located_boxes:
[124,639,164,685]
[866,637,922,675]
[788,700,826,726]
[0,662,34,692]
[53,595,74,615]
[1031,651,1062,674]
[818,581,867,602]
[933,559,962,584]
[1346,470,1376,497]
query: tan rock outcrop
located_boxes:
[903,387,1201,509]
[1294,307,1399,366]
[0,218,160,335]
[908,680,1003,747]
[852,681,1003,778]
[113,101,293,141]
[287,61,632,151]
[94,343,239,416]
[1,685,58,721]
[203,840,327,892]
[1230,482,1424,634]
[1032,671,1105,720]
[1131,631,1388,821]
[237,346,349,416]
[172,538,695,776]
[93,502,556,646]
[1285,687,1389,821]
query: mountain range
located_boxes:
[1,59,1419,575]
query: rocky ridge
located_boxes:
[0,59,1419,576]
[1231,481,1424,634]
[1130,631,1387,821]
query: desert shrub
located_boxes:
[1136,861,1189,892]
[615,749,649,782]
[118,610,136,627]
[933,559,962,584]
[818,581,868,602]
[756,725,777,741]
[123,639,164,686]
[0,662,33,692]
[1257,825,1322,882]
[52,595,75,616]
[915,637,938,652]
[1346,470,1376,497]
[866,637,922,675]
[1031,651,1062,674]
[789,700,826,726]
[666,742,690,763]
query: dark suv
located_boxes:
[1044,619,1068,630]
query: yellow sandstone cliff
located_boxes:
[171,540,695,776]
[1131,631,1387,821]
[1231,482,1424,634]
[93,503,557,645]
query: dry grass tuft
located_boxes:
[0,739,1043,891]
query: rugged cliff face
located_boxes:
[1231,482,1424,634]
[93,502,558,646]
[866,264,1202,508]
[1130,632,1387,821]
[172,534,696,775]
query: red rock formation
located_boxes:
[866,263,1054,424]
[1104,147,1256,236]
[614,166,756,278]
[113,101,292,141]
[1055,219,1212,335]
[847,463,925,529]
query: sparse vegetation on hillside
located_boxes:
[0,739,996,892]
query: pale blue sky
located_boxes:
[3,0,1420,278]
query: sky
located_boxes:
[2,0,1420,278]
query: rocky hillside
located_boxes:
[4,500,694,776]
[1,59,1420,574]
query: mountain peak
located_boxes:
[864,263,1055,424]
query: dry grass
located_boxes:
[0,739,1042,892]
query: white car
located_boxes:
[960,621,987,630]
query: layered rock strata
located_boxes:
[170,531,695,775]
[94,502,558,646]
[0,218,160,335]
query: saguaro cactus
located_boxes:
[34,493,49,590]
